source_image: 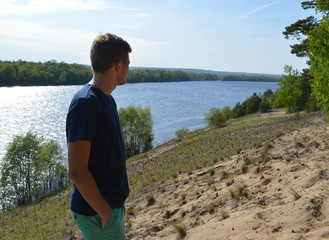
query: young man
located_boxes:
[66,33,131,240]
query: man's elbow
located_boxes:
[68,168,85,182]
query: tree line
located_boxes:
[203,0,329,128]
[0,133,70,212]
[0,60,279,87]
[0,60,92,86]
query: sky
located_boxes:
[0,0,317,75]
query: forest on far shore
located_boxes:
[0,60,279,87]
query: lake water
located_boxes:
[0,81,279,161]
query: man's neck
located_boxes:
[90,72,117,97]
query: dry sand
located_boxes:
[124,111,329,240]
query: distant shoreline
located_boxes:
[0,78,279,88]
[0,60,279,87]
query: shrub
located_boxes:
[147,195,155,206]
[175,127,189,137]
[221,106,233,120]
[232,101,246,118]
[259,99,271,113]
[245,93,262,115]
[220,209,230,221]
[0,132,68,211]
[172,223,187,239]
[204,107,229,128]
[118,105,153,158]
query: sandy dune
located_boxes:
[125,111,329,240]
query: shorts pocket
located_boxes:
[102,209,117,229]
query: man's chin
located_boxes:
[118,80,126,86]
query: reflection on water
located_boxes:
[0,81,279,161]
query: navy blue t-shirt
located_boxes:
[66,84,129,216]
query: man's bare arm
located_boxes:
[67,140,111,227]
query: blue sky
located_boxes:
[0,0,316,74]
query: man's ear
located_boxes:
[115,60,123,72]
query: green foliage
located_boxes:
[308,1,329,115]
[172,223,187,239]
[289,187,301,201]
[273,65,304,113]
[118,105,154,158]
[204,107,229,128]
[0,60,92,86]
[221,106,233,120]
[127,69,218,83]
[175,127,189,137]
[0,60,279,87]
[218,75,279,82]
[232,101,246,118]
[245,93,262,115]
[283,16,318,57]
[259,99,271,113]
[0,132,68,211]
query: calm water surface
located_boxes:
[0,81,279,161]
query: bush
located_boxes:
[221,106,233,119]
[259,99,271,113]
[273,65,304,113]
[175,127,189,137]
[204,107,229,128]
[232,101,246,118]
[245,93,262,115]
[118,105,154,158]
[0,132,68,211]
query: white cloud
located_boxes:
[0,18,172,64]
[0,0,112,16]
[233,0,285,22]
[0,19,94,52]
[134,12,149,17]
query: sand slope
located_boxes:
[125,111,329,240]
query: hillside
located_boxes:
[129,67,281,78]
[1,110,329,239]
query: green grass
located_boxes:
[172,222,187,239]
[289,187,301,201]
[1,110,315,239]
[0,186,76,240]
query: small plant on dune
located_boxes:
[237,183,248,197]
[263,141,272,151]
[260,150,269,164]
[221,171,230,180]
[243,155,252,165]
[275,130,284,138]
[126,206,135,216]
[229,183,248,200]
[175,127,189,137]
[289,187,301,201]
[147,195,155,206]
[234,147,241,154]
[207,179,215,187]
[283,155,291,162]
[241,164,248,174]
[172,222,187,239]
[219,209,230,221]
[208,168,215,176]
[205,202,215,214]
[180,193,186,201]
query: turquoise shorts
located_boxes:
[72,207,126,240]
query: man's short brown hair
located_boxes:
[90,33,132,73]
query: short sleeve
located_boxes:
[66,98,100,143]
